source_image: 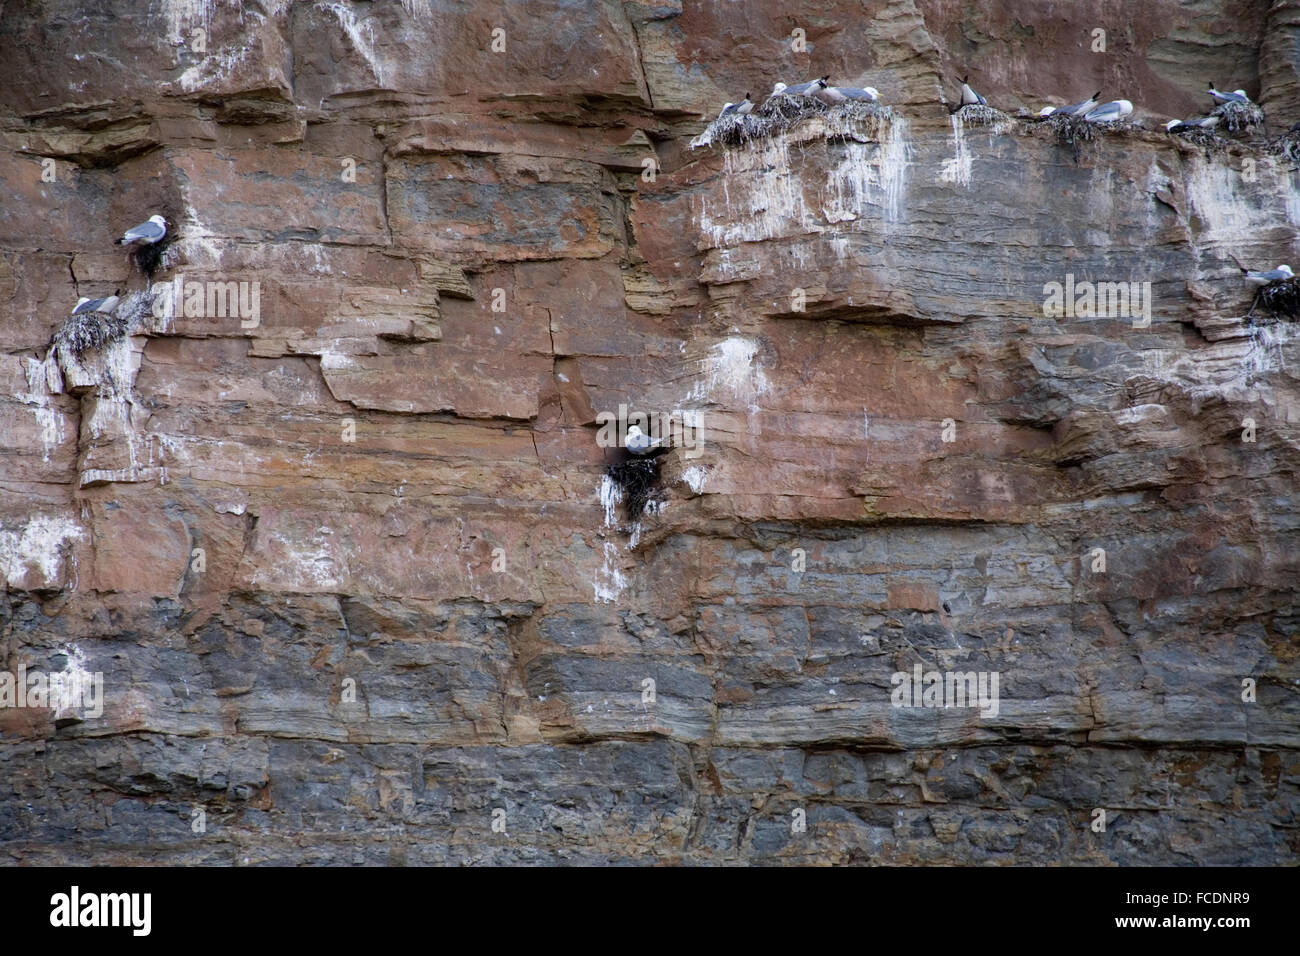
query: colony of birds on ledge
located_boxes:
[695,72,1296,162]
[691,72,1300,321]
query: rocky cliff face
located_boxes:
[2,0,1298,865]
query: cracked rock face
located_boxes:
[1,1,1298,865]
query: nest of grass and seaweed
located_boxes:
[1025,109,1136,162]
[131,234,173,278]
[1269,127,1300,165]
[952,103,1007,128]
[52,289,155,360]
[1169,125,1229,157]
[53,307,131,359]
[691,95,892,150]
[1046,112,1094,162]
[1211,100,1265,135]
[606,457,661,521]
[1251,276,1300,320]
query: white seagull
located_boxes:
[625,425,669,456]
[1084,99,1133,123]
[1242,264,1294,286]
[115,215,167,246]
[818,83,879,105]
[1039,90,1103,118]
[782,76,830,97]
[70,290,121,316]
[958,75,986,107]
[718,93,753,119]
[1165,115,1220,133]
[1208,84,1250,105]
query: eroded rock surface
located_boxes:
[1,0,1297,865]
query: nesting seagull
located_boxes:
[816,82,880,105]
[844,86,880,101]
[1084,99,1133,123]
[1207,84,1250,105]
[779,76,831,97]
[115,214,167,246]
[624,425,669,457]
[70,290,121,316]
[1242,264,1294,286]
[1038,90,1103,118]
[958,75,987,108]
[1165,115,1220,133]
[718,93,753,119]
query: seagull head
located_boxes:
[1234,89,1247,97]
[1164,119,1180,130]
[148,214,166,227]
[627,425,644,439]
[1038,106,1054,117]
[863,86,880,99]
[1280,265,1294,276]
[771,82,787,95]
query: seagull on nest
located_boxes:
[718,93,753,119]
[1242,264,1294,286]
[1038,90,1102,118]
[1207,84,1250,105]
[70,290,121,316]
[1083,99,1133,123]
[115,215,167,246]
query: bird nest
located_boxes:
[691,95,890,149]
[52,289,153,359]
[53,306,131,359]
[1037,111,1096,162]
[606,458,661,521]
[1252,276,1300,320]
[1270,128,1300,165]
[953,104,1006,128]
[132,235,172,278]
[1211,100,1264,134]
[1170,126,1226,153]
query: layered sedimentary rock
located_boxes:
[1,0,1297,864]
